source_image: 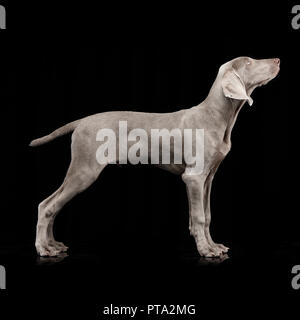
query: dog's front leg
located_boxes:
[204,170,229,255]
[182,172,218,257]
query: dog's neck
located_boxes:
[203,79,249,145]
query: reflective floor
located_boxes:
[1,242,299,315]
[1,241,300,285]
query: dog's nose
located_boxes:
[273,58,280,65]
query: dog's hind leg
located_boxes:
[35,127,109,256]
[35,162,106,256]
[36,188,67,252]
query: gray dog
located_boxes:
[30,56,280,257]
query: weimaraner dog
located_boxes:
[30,57,280,257]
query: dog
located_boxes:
[30,57,280,257]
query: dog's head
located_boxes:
[220,57,280,106]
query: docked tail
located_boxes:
[29,119,81,147]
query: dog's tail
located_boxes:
[29,119,81,147]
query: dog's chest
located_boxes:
[204,139,232,169]
[204,129,231,156]
[218,141,231,156]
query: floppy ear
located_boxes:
[221,69,253,106]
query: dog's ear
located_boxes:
[221,69,253,106]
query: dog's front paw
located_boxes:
[196,242,220,257]
[206,243,229,256]
[214,243,229,254]
[35,242,62,257]
[50,240,69,253]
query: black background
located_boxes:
[0,1,297,317]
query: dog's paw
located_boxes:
[214,243,229,254]
[197,242,220,257]
[35,242,65,257]
[206,239,229,255]
[50,240,68,252]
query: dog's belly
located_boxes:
[154,163,186,175]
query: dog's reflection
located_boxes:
[36,253,68,266]
[197,254,229,266]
